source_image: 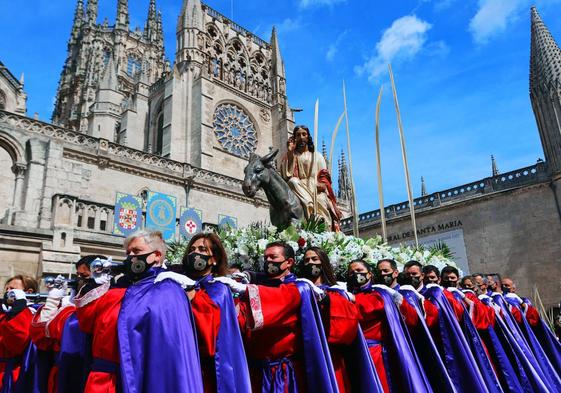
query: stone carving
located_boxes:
[260,108,270,123]
[242,149,304,229]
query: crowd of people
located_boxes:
[0,229,560,393]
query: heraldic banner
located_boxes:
[146,191,177,241]
[218,214,238,231]
[179,207,203,239]
[113,192,143,237]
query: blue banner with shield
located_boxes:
[179,207,203,239]
[145,191,177,241]
[218,214,238,231]
[113,193,143,237]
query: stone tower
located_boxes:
[338,150,352,201]
[530,7,561,174]
[147,0,294,178]
[52,0,165,140]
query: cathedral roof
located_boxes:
[530,6,561,91]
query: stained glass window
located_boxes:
[213,103,257,159]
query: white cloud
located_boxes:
[277,18,302,34]
[298,0,346,9]
[326,30,349,61]
[469,0,527,44]
[355,15,432,81]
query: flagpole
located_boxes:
[342,81,360,237]
[329,111,346,174]
[312,99,319,217]
[374,86,387,242]
[388,64,418,247]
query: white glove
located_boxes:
[446,287,466,299]
[2,289,26,313]
[48,287,67,299]
[229,272,250,284]
[399,285,425,300]
[505,293,523,305]
[154,271,195,290]
[10,289,27,300]
[212,276,248,294]
[372,284,403,306]
[296,278,325,301]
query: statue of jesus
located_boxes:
[279,125,342,231]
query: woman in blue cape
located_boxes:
[156,232,251,393]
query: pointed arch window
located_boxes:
[0,90,6,110]
[155,112,164,155]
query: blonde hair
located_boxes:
[124,230,167,256]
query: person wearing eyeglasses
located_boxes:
[74,230,204,393]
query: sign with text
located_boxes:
[388,220,470,273]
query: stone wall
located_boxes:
[360,181,561,307]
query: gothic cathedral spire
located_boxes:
[70,0,84,43]
[144,0,158,41]
[176,0,204,65]
[116,0,129,30]
[529,6,561,173]
[86,0,98,25]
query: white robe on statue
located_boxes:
[280,150,335,229]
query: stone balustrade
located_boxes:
[341,161,549,230]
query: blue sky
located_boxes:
[1,0,560,215]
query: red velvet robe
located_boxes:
[75,287,126,393]
[354,291,419,393]
[237,282,306,392]
[0,308,32,389]
[320,290,359,393]
[443,290,465,322]
[423,299,439,329]
[191,289,221,393]
[30,305,76,393]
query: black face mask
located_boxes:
[348,272,370,289]
[123,251,156,280]
[501,285,511,294]
[410,276,422,289]
[376,272,394,286]
[441,280,455,288]
[265,260,288,277]
[184,252,212,275]
[302,263,322,280]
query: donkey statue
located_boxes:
[243,149,304,229]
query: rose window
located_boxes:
[213,103,257,158]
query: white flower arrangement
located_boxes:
[209,223,460,278]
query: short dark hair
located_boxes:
[265,241,295,261]
[422,264,440,277]
[404,260,423,271]
[472,272,488,283]
[441,265,459,277]
[76,255,107,270]
[377,258,397,270]
[348,259,373,272]
[460,276,474,287]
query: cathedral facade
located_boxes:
[0,0,353,286]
